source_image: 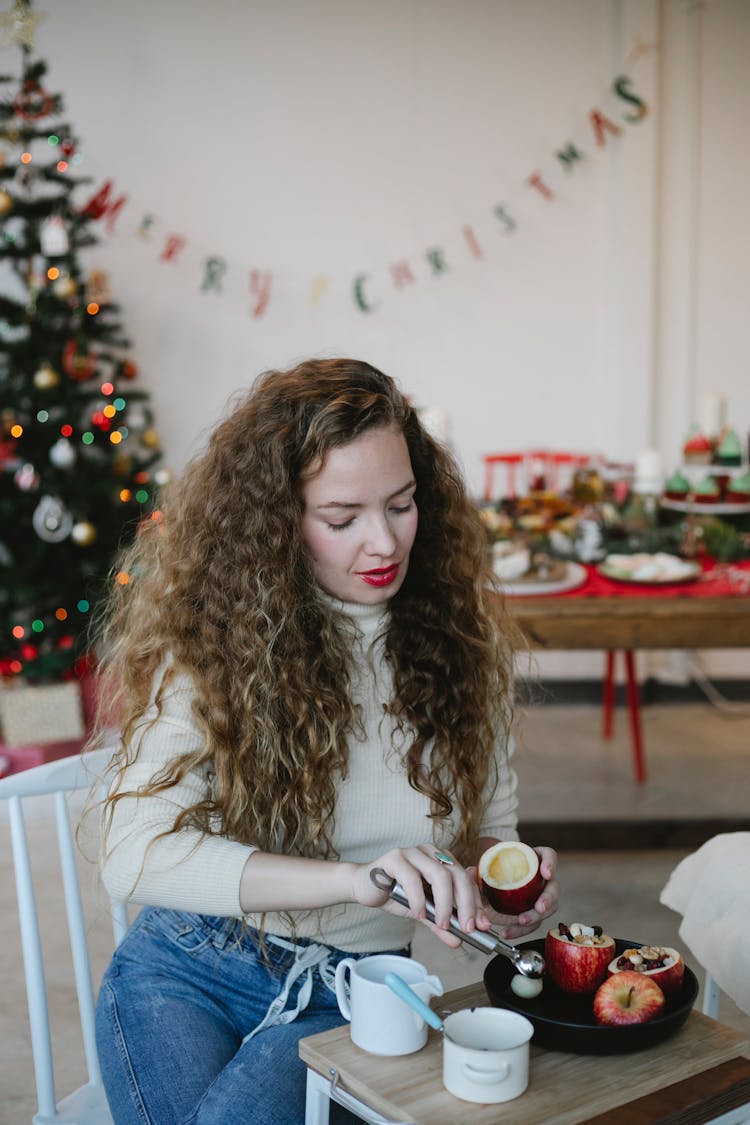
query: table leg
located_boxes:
[624,650,646,783]
[602,651,616,739]
[305,1068,331,1125]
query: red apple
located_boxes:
[593,970,666,1026]
[607,945,684,998]
[478,841,546,914]
[544,923,615,994]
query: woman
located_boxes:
[93,357,558,1124]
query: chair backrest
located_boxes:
[0,746,127,1124]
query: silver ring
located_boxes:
[434,850,455,866]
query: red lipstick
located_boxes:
[359,565,399,587]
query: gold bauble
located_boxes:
[0,189,13,215]
[33,362,60,390]
[52,275,77,299]
[71,521,97,546]
[141,429,160,449]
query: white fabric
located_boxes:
[101,597,519,952]
[659,832,750,1015]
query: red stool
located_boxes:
[603,650,646,783]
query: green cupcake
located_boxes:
[727,470,750,502]
[693,476,720,503]
[715,428,742,466]
[664,469,690,498]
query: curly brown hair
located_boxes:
[96,358,520,866]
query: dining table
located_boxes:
[497,557,750,785]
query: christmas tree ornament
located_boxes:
[71,520,96,546]
[0,189,14,215]
[62,338,97,381]
[14,78,54,120]
[141,429,160,449]
[121,359,138,379]
[40,215,70,256]
[85,269,111,305]
[13,461,40,491]
[33,361,60,389]
[154,468,172,487]
[0,0,45,49]
[49,437,76,469]
[32,495,73,542]
[52,273,77,299]
[126,403,147,431]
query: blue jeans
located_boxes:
[95,906,410,1125]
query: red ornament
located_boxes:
[62,339,97,382]
[121,359,138,380]
[59,635,75,651]
[20,643,38,661]
[14,81,54,121]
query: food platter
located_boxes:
[483,938,698,1055]
[499,561,588,597]
[597,553,701,586]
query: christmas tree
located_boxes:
[0,0,164,686]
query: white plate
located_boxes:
[500,561,588,597]
[660,497,750,515]
[598,553,701,585]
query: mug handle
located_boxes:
[334,957,356,1021]
[462,1061,511,1085]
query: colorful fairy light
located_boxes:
[103,404,116,418]
[101,382,114,395]
[57,160,68,172]
[115,571,130,585]
[21,151,32,164]
[12,625,24,639]
[36,409,48,422]
[61,423,73,437]
[81,432,94,444]
[135,489,149,503]
[109,431,123,445]
[47,266,60,280]
[55,608,67,621]
[113,397,126,410]
[119,489,132,502]
[10,423,23,438]
[77,599,89,613]
[31,619,44,633]
[86,301,99,315]
[48,134,59,145]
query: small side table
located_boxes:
[299,980,750,1125]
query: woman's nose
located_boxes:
[364,515,397,556]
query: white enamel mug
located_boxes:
[334,954,443,1056]
[441,1007,533,1104]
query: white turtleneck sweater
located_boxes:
[101,599,519,953]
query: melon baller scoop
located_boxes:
[369,867,545,979]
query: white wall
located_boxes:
[9,0,750,679]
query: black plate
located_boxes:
[483,938,698,1055]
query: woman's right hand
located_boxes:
[351,845,492,947]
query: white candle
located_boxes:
[634,448,663,494]
[698,393,726,438]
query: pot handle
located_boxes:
[462,1060,511,1084]
[384,972,443,1032]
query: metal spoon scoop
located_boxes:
[369,867,545,979]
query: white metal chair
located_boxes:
[0,746,127,1124]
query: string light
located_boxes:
[109,431,123,445]
[10,423,23,438]
[61,423,73,437]
[101,382,114,395]
[20,151,32,164]
[113,397,126,410]
[36,409,49,422]
[81,432,94,444]
[9,660,22,674]
[12,625,24,639]
[48,134,59,145]
[103,404,116,419]
[86,301,99,315]
[135,489,149,503]
[119,488,132,502]
[57,160,68,172]
[115,571,130,586]
[55,608,67,621]
[31,619,44,633]
[77,599,90,613]
[47,266,60,280]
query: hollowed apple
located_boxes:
[607,945,684,998]
[478,841,546,914]
[593,969,666,1026]
[544,923,615,994]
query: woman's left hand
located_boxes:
[469,845,559,941]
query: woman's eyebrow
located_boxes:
[317,480,416,510]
